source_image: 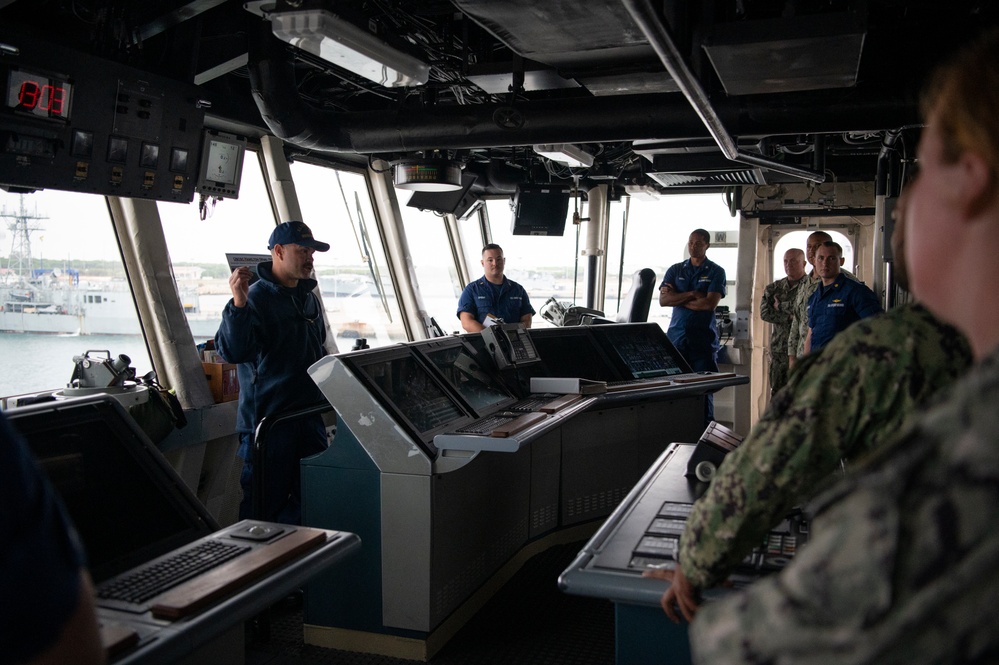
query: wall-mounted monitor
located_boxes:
[511,184,570,236]
[195,129,246,198]
[406,173,480,219]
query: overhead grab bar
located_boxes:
[621,0,826,184]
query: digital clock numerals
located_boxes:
[6,70,72,120]
[18,79,67,114]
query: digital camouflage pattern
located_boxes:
[691,343,999,664]
[786,272,820,358]
[678,303,972,591]
[759,275,804,393]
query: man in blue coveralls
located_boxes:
[659,229,727,423]
[804,240,882,355]
[216,221,331,524]
[457,243,535,332]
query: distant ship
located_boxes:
[0,196,219,337]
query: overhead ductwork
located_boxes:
[247,19,916,156]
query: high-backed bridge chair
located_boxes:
[577,268,656,326]
[613,268,656,323]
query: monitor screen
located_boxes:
[195,129,246,198]
[6,396,214,583]
[528,327,623,382]
[414,338,516,415]
[346,347,474,448]
[591,323,692,378]
[511,184,570,236]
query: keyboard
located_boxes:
[451,411,548,438]
[98,539,250,608]
[453,414,516,435]
[509,395,556,412]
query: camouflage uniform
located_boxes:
[691,343,999,664]
[786,271,820,359]
[759,275,804,393]
[679,303,972,591]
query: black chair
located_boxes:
[613,268,656,323]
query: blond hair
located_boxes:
[921,29,999,186]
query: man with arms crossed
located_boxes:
[659,229,727,422]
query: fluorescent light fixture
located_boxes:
[271,9,430,88]
[394,160,462,192]
[533,144,594,168]
[624,184,660,201]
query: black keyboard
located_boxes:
[98,539,250,605]
[453,414,515,435]
[509,395,555,412]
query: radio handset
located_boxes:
[481,323,540,370]
[483,324,515,370]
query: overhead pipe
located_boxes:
[246,18,914,156]
[621,0,826,184]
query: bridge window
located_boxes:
[291,162,406,348]
[0,188,149,398]
[607,193,739,329]
[485,197,582,328]
[397,192,465,335]
[159,148,276,346]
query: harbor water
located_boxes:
[0,332,153,398]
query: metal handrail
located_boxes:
[251,402,334,521]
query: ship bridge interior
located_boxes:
[1,0,995,200]
[3,3,999,665]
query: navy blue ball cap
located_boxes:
[267,221,330,252]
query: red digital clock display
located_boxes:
[5,68,73,120]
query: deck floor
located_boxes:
[245,540,616,664]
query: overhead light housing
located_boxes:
[533,144,594,169]
[271,9,430,88]
[393,160,463,192]
[624,184,660,201]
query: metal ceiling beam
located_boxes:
[131,0,229,45]
[621,0,826,184]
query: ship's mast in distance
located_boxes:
[1,194,47,285]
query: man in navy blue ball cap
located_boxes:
[267,220,331,252]
[215,220,332,524]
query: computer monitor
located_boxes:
[6,396,216,583]
[527,327,623,382]
[591,323,693,378]
[343,346,475,453]
[413,337,516,416]
[511,184,570,236]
